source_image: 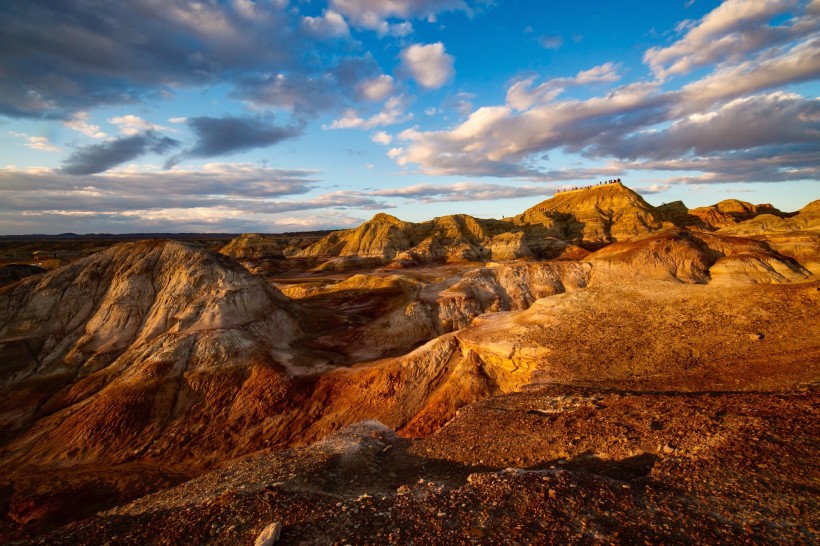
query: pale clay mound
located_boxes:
[0,241,323,470]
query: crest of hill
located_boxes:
[219,233,284,260]
[299,182,672,265]
[716,199,820,236]
[687,199,782,229]
[298,184,818,267]
[515,181,665,245]
[585,230,810,284]
[299,213,514,261]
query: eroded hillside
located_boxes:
[1,185,818,544]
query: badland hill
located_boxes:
[0,183,818,544]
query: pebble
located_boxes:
[254,522,282,546]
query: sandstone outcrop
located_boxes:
[586,230,810,284]
[515,181,665,245]
[219,233,285,260]
[717,199,820,236]
[688,199,782,229]
[297,184,818,270]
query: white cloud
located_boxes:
[370,181,551,202]
[371,131,393,145]
[9,132,60,152]
[678,36,820,111]
[301,10,350,39]
[0,163,398,233]
[109,115,172,136]
[64,112,107,139]
[389,22,414,37]
[644,0,807,79]
[506,62,621,111]
[169,117,188,124]
[327,95,413,130]
[400,42,455,89]
[388,0,820,182]
[329,0,466,35]
[358,75,395,101]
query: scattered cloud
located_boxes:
[185,116,303,158]
[9,132,60,152]
[538,34,563,50]
[590,92,820,161]
[358,75,395,101]
[369,182,552,202]
[371,131,393,145]
[329,0,468,36]
[0,164,392,233]
[301,10,350,40]
[400,42,455,89]
[0,1,302,118]
[506,62,621,110]
[60,132,180,175]
[390,1,820,185]
[328,95,413,130]
[109,115,172,136]
[637,183,672,194]
[63,112,107,139]
[445,91,477,116]
[644,0,813,80]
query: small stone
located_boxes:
[548,489,557,499]
[748,333,764,341]
[254,522,282,546]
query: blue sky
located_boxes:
[0,0,818,233]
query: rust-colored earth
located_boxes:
[0,184,818,544]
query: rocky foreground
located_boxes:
[22,383,820,545]
[0,184,818,544]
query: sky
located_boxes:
[0,0,818,234]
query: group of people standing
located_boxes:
[555,178,622,194]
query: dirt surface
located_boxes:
[18,383,818,545]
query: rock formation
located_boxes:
[585,230,809,284]
[688,199,782,229]
[219,233,285,260]
[0,241,318,471]
[515,181,666,245]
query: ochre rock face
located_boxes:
[687,199,782,229]
[516,182,665,245]
[585,230,809,284]
[296,185,817,269]
[219,233,285,260]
